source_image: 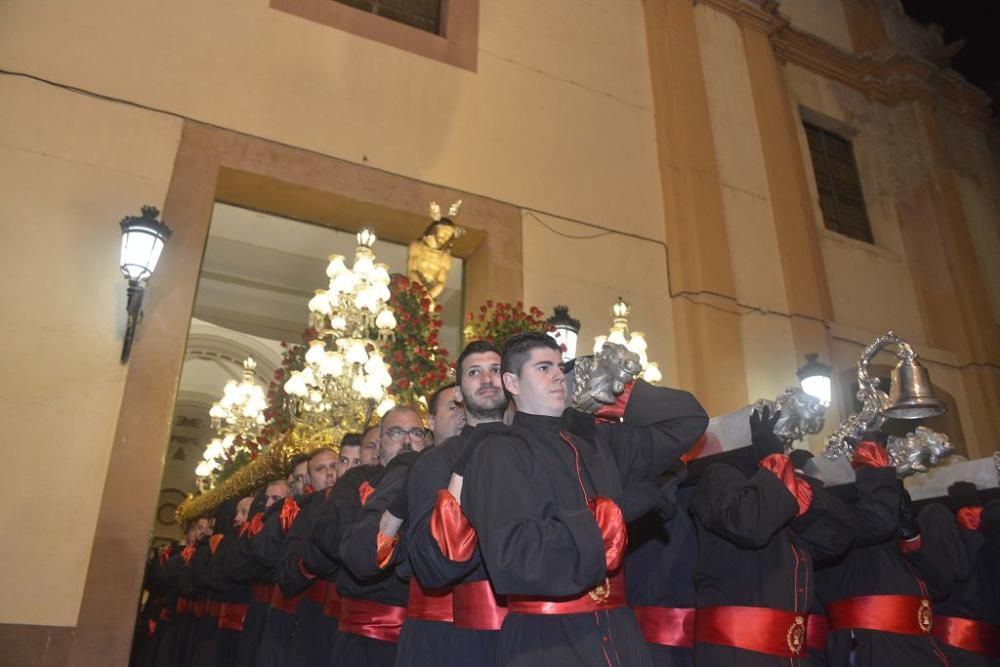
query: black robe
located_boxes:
[626,484,697,667]
[907,501,1000,667]
[461,380,708,667]
[253,496,305,667]
[816,467,948,666]
[690,458,854,667]
[211,531,252,667]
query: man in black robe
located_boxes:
[690,408,854,667]
[211,495,254,667]
[460,332,708,667]
[391,341,509,666]
[188,499,238,667]
[307,405,429,666]
[816,436,948,666]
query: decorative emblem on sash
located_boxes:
[589,577,611,603]
[786,615,806,654]
[918,599,933,633]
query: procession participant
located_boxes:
[426,382,464,444]
[279,441,363,666]
[816,435,948,666]
[211,495,254,667]
[360,424,380,466]
[394,341,507,667]
[253,453,326,667]
[625,464,696,667]
[150,518,207,667]
[309,405,429,666]
[459,332,708,667]
[690,408,854,667]
[904,483,1000,666]
[231,481,289,667]
[188,498,238,667]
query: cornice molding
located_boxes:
[696,0,992,124]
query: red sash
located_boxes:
[807,614,829,651]
[175,597,191,614]
[218,602,249,631]
[270,586,302,614]
[453,580,508,630]
[191,600,207,617]
[826,595,933,636]
[933,615,1000,657]
[305,580,328,605]
[633,606,695,648]
[251,582,275,603]
[508,570,626,615]
[338,596,406,643]
[322,584,342,619]
[407,579,454,623]
[208,600,222,618]
[695,606,809,657]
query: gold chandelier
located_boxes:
[283,227,397,437]
[208,356,268,436]
[593,297,662,384]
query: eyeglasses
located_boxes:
[384,426,428,442]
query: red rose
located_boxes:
[397,379,410,390]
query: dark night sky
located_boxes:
[900,0,1000,113]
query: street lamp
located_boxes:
[119,206,171,363]
[547,305,581,361]
[797,353,832,406]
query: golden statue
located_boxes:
[408,200,464,300]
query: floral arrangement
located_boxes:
[463,300,555,351]
[384,274,452,408]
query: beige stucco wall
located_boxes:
[778,0,853,53]
[0,75,182,625]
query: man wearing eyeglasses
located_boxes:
[305,405,429,666]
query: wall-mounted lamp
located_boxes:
[119,206,171,363]
[547,305,581,362]
[797,353,832,406]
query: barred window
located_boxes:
[804,122,873,244]
[333,0,442,35]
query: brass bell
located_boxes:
[884,356,948,419]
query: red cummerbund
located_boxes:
[407,579,454,623]
[191,600,208,617]
[633,606,695,648]
[322,584,342,619]
[695,606,809,657]
[508,570,626,615]
[270,586,302,614]
[826,595,932,636]
[933,615,1000,657]
[218,602,250,631]
[807,614,829,651]
[175,597,191,614]
[338,596,406,643]
[208,600,222,618]
[453,580,508,630]
[305,580,328,605]
[251,582,275,603]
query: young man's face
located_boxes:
[337,444,362,478]
[456,351,506,423]
[360,428,380,466]
[503,347,566,417]
[234,497,252,527]
[379,409,428,465]
[429,386,465,443]
[308,451,338,491]
[264,481,289,510]
[196,518,212,540]
[290,460,309,496]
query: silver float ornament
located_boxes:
[824,331,950,475]
[752,387,827,445]
[568,342,642,414]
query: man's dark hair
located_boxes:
[288,453,310,470]
[456,340,502,377]
[340,433,362,450]
[428,383,457,417]
[502,332,560,377]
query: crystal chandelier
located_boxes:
[208,357,268,437]
[283,227,397,433]
[593,297,662,384]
